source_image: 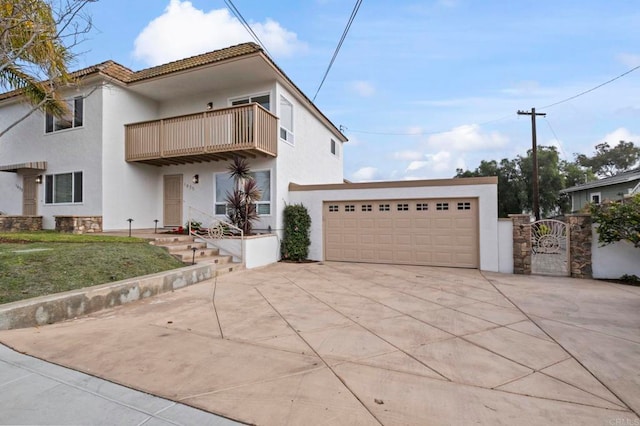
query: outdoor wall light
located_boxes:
[206,102,213,110]
[192,174,199,184]
[35,175,43,184]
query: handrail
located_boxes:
[188,206,244,262]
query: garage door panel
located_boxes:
[324,198,478,268]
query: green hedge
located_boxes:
[280,204,311,261]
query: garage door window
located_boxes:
[379,204,390,211]
[329,205,339,212]
[397,203,409,211]
[417,203,429,211]
[361,204,372,212]
[457,202,471,210]
[436,202,449,211]
[345,205,355,212]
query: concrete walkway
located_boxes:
[0,262,638,425]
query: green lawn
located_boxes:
[0,232,186,304]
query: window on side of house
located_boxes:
[590,192,601,204]
[44,171,83,204]
[45,96,83,133]
[214,170,272,216]
[279,96,294,144]
[330,139,339,156]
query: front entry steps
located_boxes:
[152,235,243,276]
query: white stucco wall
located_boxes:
[288,180,500,272]
[100,84,163,230]
[273,83,345,234]
[0,87,103,228]
[592,226,640,279]
[497,219,514,274]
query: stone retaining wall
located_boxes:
[0,216,43,232]
[55,216,102,234]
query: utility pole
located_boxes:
[517,108,546,221]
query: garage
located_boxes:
[323,198,479,268]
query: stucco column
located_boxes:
[567,214,592,279]
[510,214,532,275]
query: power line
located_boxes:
[542,64,640,109]
[344,64,640,138]
[312,0,363,102]
[224,0,273,58]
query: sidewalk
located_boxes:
[0,344,241,426]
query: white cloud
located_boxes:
[406,151,454,174]
[392,150,423,161]
[133,0,306,66]
[616,53,640,68]
[426,124,509,151]
[350,81,376,97]
[351,166,379,181]
[599,127,640,145]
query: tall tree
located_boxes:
[456,158,526,218]
[0,0,94,138]
[518,146,566,218]
[575,141,640,177]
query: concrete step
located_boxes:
[157,241,208,252]
[151,235,193,244]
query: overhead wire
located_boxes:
[224,0,273,58]
[312,0,363,102]
[344,64,640,137]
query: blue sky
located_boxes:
[76,0,640,181]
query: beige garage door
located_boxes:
[324,198,479,268]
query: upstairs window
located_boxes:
[231,94,270,110]
[45,96,83,133]
[279,96,294,144]
[331,139,339,156]
[45,171,83,204]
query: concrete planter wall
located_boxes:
[208,234,279,269]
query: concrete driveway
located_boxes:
[0,262,638,425]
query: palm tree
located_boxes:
[225,157,261,235]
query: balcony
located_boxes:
[125,104,278,166]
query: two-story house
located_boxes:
[560,168,640,212]
[0,43,346,233]
[0,42,502,271]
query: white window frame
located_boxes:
[214,169,272,217]
[229,92,271,111]
[279,95,294,145]
[590,192,601,204]
[44,171,83,205]
[45,96,84,133]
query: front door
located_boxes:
[22,174,38,215]
[163,174,183,227]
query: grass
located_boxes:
[0,232,186,304]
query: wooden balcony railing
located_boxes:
[125,104,278,165]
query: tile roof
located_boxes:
[128,42,261,82]
[0,43,261,100]
[560,168,640,193]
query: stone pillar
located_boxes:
[510,214,532,275]
[567,214,592,279]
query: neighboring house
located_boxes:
[0,42,502,271]
[560,168,640,212]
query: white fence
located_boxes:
[591,225,640,279]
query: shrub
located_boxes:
[281,204,311,261]
[590,193,640,248]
